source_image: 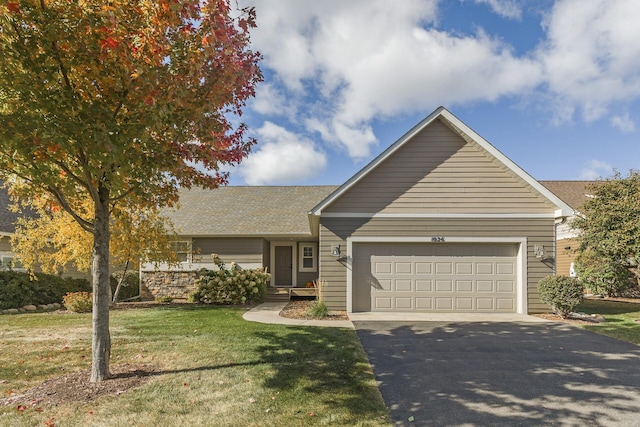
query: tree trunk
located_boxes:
[91,186,111,382]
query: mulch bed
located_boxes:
[279,299,349,321]
[1,364,157,408]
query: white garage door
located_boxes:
[352,243,518,312]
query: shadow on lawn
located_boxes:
[252,326,388,422]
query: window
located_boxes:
[299,243,317,272]
[172,240,192,263]
[1,255,24,271]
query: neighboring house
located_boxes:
[539,181,593,277]
[0,185,24,270]
[145,107,576,314]
[0,184,89,279]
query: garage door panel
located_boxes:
[355,243,518,313]
[456,298,474,310]
[456,262,473,274]
[477,280,494,292]
[477,263,494,274]
[436,280,453,292]
[416,280,432,291]
[395,262,412,274]
[476,298,494,310]
[416,263,432,274]
[374,262,392,274]
[415,297,433,309]
[395,279,412,292]
[435,298,453,310]
[435,263,453,274]
[497,280,515,293]
[497,263,514,275]
[456,280,473,292]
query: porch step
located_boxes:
[266,287,290,302]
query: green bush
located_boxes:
[110,271,140,301]
[575,250,634,297]
[0,271,91,309]
[307,300,329,318]
[63,291,93,313]
[188,256,270,305]
[155,296,173,303]
[537,275,584,318]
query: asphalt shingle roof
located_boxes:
[166,186,338,236]
[539,180,593,211]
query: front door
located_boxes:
[274,246,293,287]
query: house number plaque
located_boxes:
[431,237,445,243]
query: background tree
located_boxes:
[10,196,180,302]
[572,171,640,296]
[0,0,261,382]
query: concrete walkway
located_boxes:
[243,302,355,328]
[243,302,550,328]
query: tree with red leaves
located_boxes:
[0,0,261,382]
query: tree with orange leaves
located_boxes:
[0,0,261,382]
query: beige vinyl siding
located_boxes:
[325,120,556,214]
[192,238,265,266]
[556,238,579,277]
[319,217,555,313]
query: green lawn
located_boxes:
[0,306,391,426]
[575,298,640,344]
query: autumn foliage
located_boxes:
[0,0,262,382]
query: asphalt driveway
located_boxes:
[354,321,640,426]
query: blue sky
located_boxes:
[228,0,640,186]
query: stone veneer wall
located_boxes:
[141,271,199,300]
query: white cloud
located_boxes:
[238,122,327,185]
[538,0,640,122]
[473,0,523,20]
[250,83,297,119]
[579,160,614,180]
[244,0,542,159]
[610,113,636,133]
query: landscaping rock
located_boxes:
[7,308,19,314]
[1,310,7,314]
[52,303,61,309]
[24,305,37,311]
[47,304,55,310]
[38,305,48,310]
[17,308,25,313]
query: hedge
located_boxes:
[0,271,91,309]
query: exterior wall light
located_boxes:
[331,245,341,257]
[534,245,546,259]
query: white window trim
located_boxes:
[298,242,317,273]
[173,240,192,263]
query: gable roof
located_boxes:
[539,181,593,211]
[311,106,574,218]
[167,186,337,237]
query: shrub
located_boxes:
[110,271,140,302]
[63,291,93,313]
[537,275,584,318]
[155,296,173,303]
[0,271,91,309]
[188,256,270,305]
[307,300,329,318]
[575,250,634,297]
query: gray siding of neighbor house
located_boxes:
[192,237,265,267]
[325,120,557,214]
[319,217,555,313]
[0,237,11,252]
